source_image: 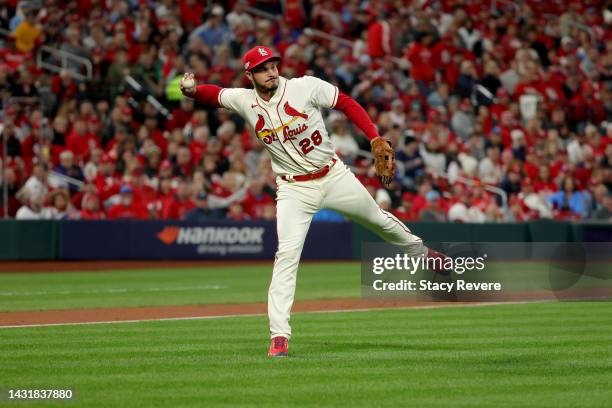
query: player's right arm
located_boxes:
[179,73,244,113]
[179,72,222,107]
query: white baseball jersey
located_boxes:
[197,73,427,342]
[218,76,339,176]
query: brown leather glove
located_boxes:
[370,136,395,185]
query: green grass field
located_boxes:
[1,263,611,407]
[0,263,360,311]
[2,261,609,312]
[1,302,611,407]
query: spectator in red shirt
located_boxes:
[533,165,558,194]
[178,0,205,32]
[103,125,130,156]
[157,159,174,180]
[242,178,275,219]
[490,87,511,121]
[50,69,78,103]
[148,176,174,219]
[20,122,44,164]
[367,15,393,59]
[80,193,105,220]
[208,49,236,87]
[94,154,121,202]
[392,192,418,221]
[432,34,459,73]
[227,201,250,221]
[66,119,100,161]
[411,181,433,216]
[107,185,148,219]
[166,96,195,131]
[161,178,194,219]
[514,61,544,99]
[189,126,208,164]
[406,32,436,90]
[142,116,168,156]
[129,167,157,207]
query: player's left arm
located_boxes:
[307,75,382,142]
[334,93,396,185]
[332,93,379,141]
[308,75,395,184]
[322,83,395,185]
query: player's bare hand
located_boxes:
[179,73,196,97]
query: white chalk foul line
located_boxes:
[0,300,553,329]
[0,285,227,297]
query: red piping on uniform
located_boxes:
[331,86,339,109]
[256,98,309,172]
[274,80,319,169]
[378,207,417,237]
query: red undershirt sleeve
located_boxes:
[193,84,223,108]
[333,93,379,140]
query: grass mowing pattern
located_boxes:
[1,302,611,407]
[0,263,360,312]
[2,261,609,312]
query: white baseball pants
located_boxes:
[268,159,426,339]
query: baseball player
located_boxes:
[180,45,448,357]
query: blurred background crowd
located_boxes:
[0,0,611,222]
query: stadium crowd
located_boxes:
[0,0,611,222]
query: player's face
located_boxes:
[248,61,279,93]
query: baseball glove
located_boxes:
[371,136,395,185]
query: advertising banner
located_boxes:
[60,220,353,260]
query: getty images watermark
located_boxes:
[361,242,612,302]
[371,252,501,293]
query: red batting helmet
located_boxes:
[242,45,280,71]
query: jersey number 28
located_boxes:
[299,130,322,155]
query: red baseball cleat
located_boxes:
[268,336,289,357]
[427,248,451,276]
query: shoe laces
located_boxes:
[272,337,287,349]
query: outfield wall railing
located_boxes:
[36,45,93,81]
[0,220,610,261]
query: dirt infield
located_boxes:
[0,260,447,327]
[0,299,462,327]
[0,261,452,327]
[1,261,609,328]
[2,286,610,327]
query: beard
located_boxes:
[255,78,279,93]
